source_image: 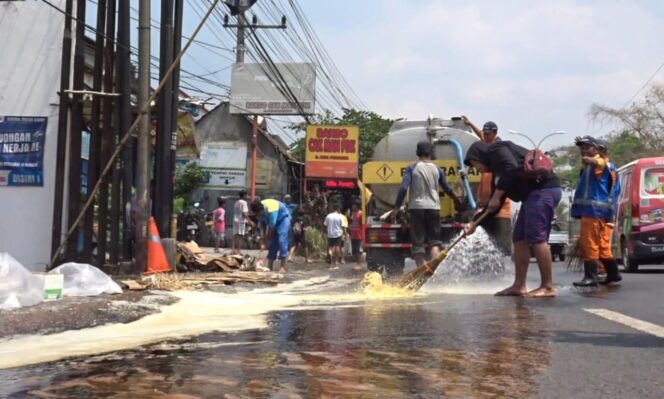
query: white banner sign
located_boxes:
[202,168,246,188]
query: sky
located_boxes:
[97,0,664,150]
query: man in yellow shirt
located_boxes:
[462,116,512,255]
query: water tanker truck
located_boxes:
[360,116,482,274]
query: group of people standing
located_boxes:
[211,190,365,274]
[396,115,622,298]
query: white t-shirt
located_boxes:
[324,212,345,238]
[233,199,248,224]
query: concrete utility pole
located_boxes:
[155,0,175,237]
[223,3,287,199]
[135,0,151,273]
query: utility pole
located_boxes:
[51,0,74,263]
[155,0,175,237]
[223,3,286,199]
[117,0,133,261]
[135,0,151,273]
[66,0,87,260]
[169,0,185,238]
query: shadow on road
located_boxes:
[548,330,664,348]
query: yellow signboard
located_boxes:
[305,125,359,179]
[362,160,481,185]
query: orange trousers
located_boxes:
[579,217,614,262]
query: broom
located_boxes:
[397,211,490,291]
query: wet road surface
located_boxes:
[1,262,663,398]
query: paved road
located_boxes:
[0,261,662,398]
[532,262,664,398]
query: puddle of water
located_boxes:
[1,298,551,398]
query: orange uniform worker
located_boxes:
[462,116,512,256]
[571,136,622,287]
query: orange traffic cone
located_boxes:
[144,217,172,275]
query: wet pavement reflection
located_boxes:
[1,295,551,398]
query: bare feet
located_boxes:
[279,267,286,273]
[353,264,363,271]
[527,287,557,298]
[495,286,528,297]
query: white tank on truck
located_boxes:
[367,116,480,212]
[360,115,482,275]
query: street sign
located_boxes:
[229,63,316,115]
[305,125,359,179]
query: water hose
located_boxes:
[435,138,477,210]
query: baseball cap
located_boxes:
[482,121,498,133]
[416,141,433,157]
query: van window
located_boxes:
[641,167,664,198]
[619,171,631,200]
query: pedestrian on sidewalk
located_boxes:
[570,136,622,287]
[213,197,226,253]
[251,198,292,273]
[350,199,365,271]
[324,204,345,267]
[232,190,254,255]
[393,140,463,267]
[464,140,562,297]
[462,116,512,255]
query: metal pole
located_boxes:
[155,0,175,236]
[66,0,87,260]
[84,0,107,262]
[51,0,74,264]
[251,115,258,199]
[117,0,133,261]
[169,0,184,238]
[108,0,122,266]
[136,0,151,273]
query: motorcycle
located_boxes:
[177,202,208,243]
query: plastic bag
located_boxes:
[49,263,122,297]
[0,253,44,310]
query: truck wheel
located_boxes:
[621,240,639,273]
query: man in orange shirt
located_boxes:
[462,116,512,256]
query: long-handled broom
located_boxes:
[397,211,490,291]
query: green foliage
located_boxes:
[304,227,327,259]
[174,162,206,198]
[549,131,651,188]
[289,108,394,166]
[173,197,186,214]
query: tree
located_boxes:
[549,131,649,188]
[589,82,664,153]
[288,108,394,166]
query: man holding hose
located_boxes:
[464,140,562,297]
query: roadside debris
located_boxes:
[176,241,257,272]
[50,263,123,297]
[0,253,43,310]
[122,271,283,291]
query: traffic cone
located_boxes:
[145,217,172,275]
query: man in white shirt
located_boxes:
[324,203,346,267]
[232,190,254,255]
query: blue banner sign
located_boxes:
[0,116,47,186]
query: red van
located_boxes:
[613,157,664,271]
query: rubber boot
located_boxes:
[573,261,599,287]
[599,258,622,285]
